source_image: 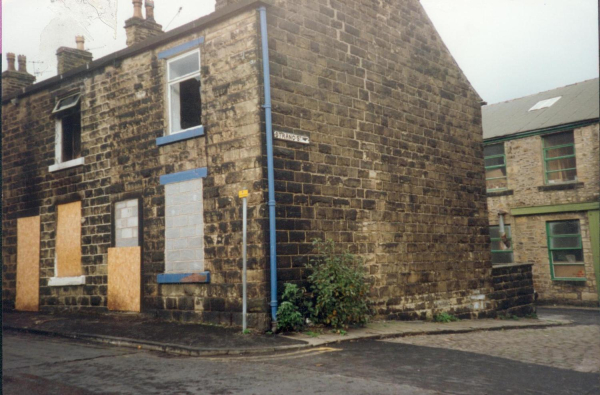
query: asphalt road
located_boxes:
[3,308,599,395]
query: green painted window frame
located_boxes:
[542,131,577,185]
[490,225,514,265]
[546,220,586,281]
[484,143,507,191]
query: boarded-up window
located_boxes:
[16,216,40,311]
[115,199,139,248]
[165,179,204,273]
[56,201,82,277]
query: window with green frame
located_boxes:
[490,225,513,264]
[547,220,586,280]
[484,143,507,190]
[543,131,577,184]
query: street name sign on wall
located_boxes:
[274,131,310,144]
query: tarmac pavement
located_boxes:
[2,308,571,356]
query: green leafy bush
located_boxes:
[433,312,460,323]
[276,283,307,331]
[307,239,371,329]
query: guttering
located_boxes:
[258,6,278,323]
[483,119,599,144]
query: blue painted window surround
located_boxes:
[156,37,205,147]
[159,167,207,185]
[156,126,204,146]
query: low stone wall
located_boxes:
[491,263,535,316]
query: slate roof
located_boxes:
[482,78,599,140]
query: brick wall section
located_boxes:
[250,0,494,319]
[491,263,535,316]
[487,124,599,306]
[3,9,270,327]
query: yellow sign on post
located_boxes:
[239,190,248,198]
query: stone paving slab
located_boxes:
[282,315,571,346]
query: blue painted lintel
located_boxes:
[157,272,211,284]
[158,37,204,59]
[156,126,204,146]
[160,167,208,185]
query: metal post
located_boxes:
[242,195,248,332]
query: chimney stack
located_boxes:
[145,0,156,22]
[125,0,163,47]
[6,53,16,71]
[56,36,93,75]
[17,55,28,73]
[2,53,36,98]
[76,35,85,50]
[215,0,239,10]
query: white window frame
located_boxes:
[49,94,85,172]
[166,49,202,136]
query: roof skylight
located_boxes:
[528,96,561,112]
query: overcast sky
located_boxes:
[2,0,598,104]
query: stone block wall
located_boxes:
[491,263,535,316]
[3,8,271,327]
[255,0,494,319]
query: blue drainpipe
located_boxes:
[258,6,278,323]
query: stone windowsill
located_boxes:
[48,276,86,287]
[156,126,204,147]
[487,189,514,197]
[49,157,85,173]
[537,182,584,192]
[492,262,533,269]
[157,271,210,284]
[552,277,587,282]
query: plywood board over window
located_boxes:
[107,247,141,312]
[16,216,41,311]
[56,201,82,277]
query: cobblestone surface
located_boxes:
[384,310,600,373]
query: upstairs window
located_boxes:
[490,225,513,265]
[53,94,81,163]
[484,143,507,191]
[547,220,586,280]
[167,50,201,134]
[543,131,577,184]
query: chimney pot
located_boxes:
[145,0,156,22]
[17,55,28,73]
[132,0,143,19]
[76,36,85,50]
[6,53,16,71]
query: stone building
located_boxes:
[483,78,600,307]
[3,0,510,329]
